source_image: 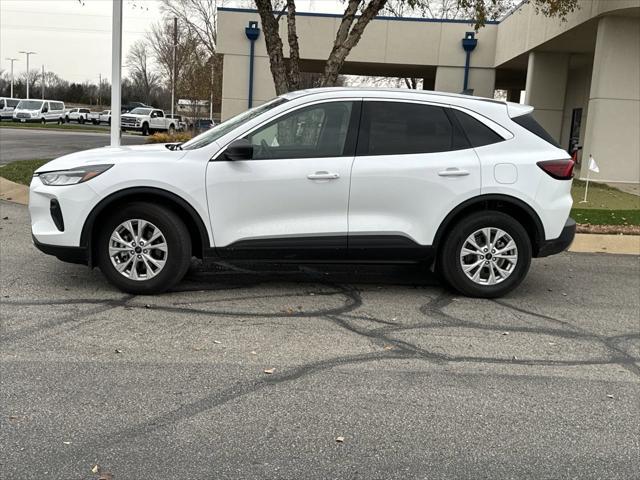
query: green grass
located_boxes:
[0,121,107,133]
[571,179,640,210]
[0,159,50,186]
[571,208,640,226]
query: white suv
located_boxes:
[29,88,576,297]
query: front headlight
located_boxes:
[36,164,113,186]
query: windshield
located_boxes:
[182,97,289,150]
[17,100,43,110]
[129,108,152,115]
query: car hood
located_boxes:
[122,114,146,119]
[35,144,187,173]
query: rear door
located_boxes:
[348,99,481,256]
[206,99,360,258]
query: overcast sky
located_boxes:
[0,0,342,84]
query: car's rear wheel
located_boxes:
[439,211,531,298]
[41,118,46,124]
[97,202,192,294]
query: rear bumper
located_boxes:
[536,218,576,257]
[32,235,88,265]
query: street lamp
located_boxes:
[19,51,37,99]
[5,58,18,98]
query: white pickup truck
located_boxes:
[120,107,177,136]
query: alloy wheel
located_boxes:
[109,219,168,281]
[459,227,518,285]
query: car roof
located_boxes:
[282,87,506,106]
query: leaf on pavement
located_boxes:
[91,465,99,473]
[264,368,275,374]
[336,436,345,443]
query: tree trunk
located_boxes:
[254,0,290,95]
[319,0,388,87]
[285,0,301,91]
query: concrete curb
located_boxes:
[0,177,29,205]
[0,179,638,255]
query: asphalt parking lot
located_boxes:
[1,200,639,480]
[0,127,146,164]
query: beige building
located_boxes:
[217,0,640,184]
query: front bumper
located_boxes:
[536,218,576,257]
[32,235,88,265]
[13,118,40,123]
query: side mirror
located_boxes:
[221,139,253,161]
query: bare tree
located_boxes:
[160,0,222,58]
[126,40,161,105]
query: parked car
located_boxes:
[65,108,91,124]
[193,118,214,132]
[166,114,187,131]
[13,99,65,124]
[29,88,576,296]
[88,110,110,125]
[120,108,177,135]
[0,97,21,120]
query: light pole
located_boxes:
[171,17,177,119]
[5,58,18,98]
[19,51,36,99]
[111,0,123,147]
[42,64,45,100]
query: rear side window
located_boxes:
[7,99,19,107]
[453,109,504,147]
[357,101,468,156]
[512,113,560,148]
[51,102,63,111]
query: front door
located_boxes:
[206,100,359,259]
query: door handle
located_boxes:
[307,171,340,180]
[438,168,470,177]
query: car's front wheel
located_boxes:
[97,202,192,294]
[439,211,531,298]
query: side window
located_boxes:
[7,99,19,107]
[52,102,63,111]
[453,109,504,147]
[0,100,5,109]
[155,110,164,118]
[247,101,354,160]
[357,102,461,156]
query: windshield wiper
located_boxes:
[165,143,183,151]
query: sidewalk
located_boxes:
[1,177,638,255]
[0,177,29,205]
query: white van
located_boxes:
[0,97,21,120]
[13,99,65,124]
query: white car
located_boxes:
[0,97,20,120]
[121,108,176,135]
[13,99,65,124]
[29,88,576,297]
[65,108,91,124]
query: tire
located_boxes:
[168,124,175,135]
[141,122,149,136]
[97,202,192,294]
[438,211,532,298]
[65,115,69,123]
[80,117,85,124]
[41,118,46,125]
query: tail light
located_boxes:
[537,159,575,180]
